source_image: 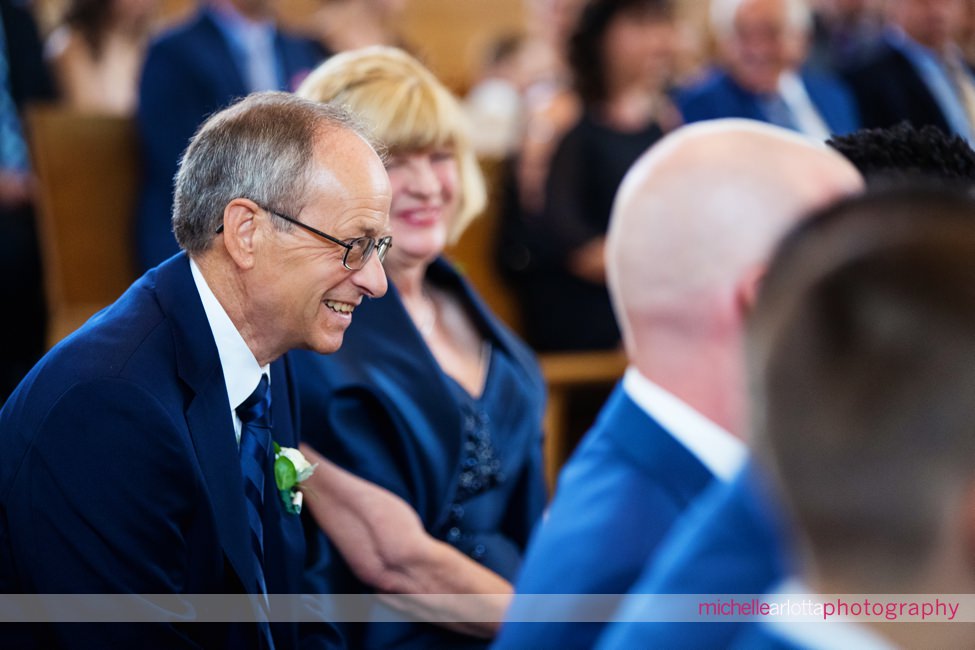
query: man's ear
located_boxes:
[220,199,261,270]
[735,263,766,318]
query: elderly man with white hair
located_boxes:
[678,0,859,140]
[492,119,862,650]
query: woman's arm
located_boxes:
[299,444,513,637]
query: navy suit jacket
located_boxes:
[677,68,860,136]
[843,40,956,133]
[596,463,790,650]
[294,257,546,649]
[135,11,325,271]
[493,385,716,650]
[0,254,339,649]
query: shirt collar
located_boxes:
[777,71,832,141]
[762,578,900,650]
[622,367,746,481]
[189,258,268,410]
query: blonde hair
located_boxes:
[297,46,487,243]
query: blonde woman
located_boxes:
[290,47,546,648]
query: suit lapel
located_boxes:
[601,386,714,501]
[154,254,257,594]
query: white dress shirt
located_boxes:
[190,258,269,445]
[622,367,747,481]
[778,72,832,142]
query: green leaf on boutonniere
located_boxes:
[275,455,297,491]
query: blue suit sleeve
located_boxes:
[5,379,202,647]
[495,448,686,650]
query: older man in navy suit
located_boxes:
[679,0,860,139]
[0,92,391,648]
[492,120,862,650]
[136,0,326,270]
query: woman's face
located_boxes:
[384,148,461,270]
[602,10,677,93]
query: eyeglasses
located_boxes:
[217,205,392,271]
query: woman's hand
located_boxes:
[299,444,513,637]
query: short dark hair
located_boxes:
[568,0,674,106]
[827,123,975,186]
[749,185,975,585]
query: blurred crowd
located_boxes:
[6,1,975,374]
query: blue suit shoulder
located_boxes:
[595,465,789,649]
[676,69,762,123]
[495,387,715,650]
[677,68,859,135]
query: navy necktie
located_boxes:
[237,375,275,647]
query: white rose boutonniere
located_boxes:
[273,442,317,515]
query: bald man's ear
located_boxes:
[735,264,766,317]
[220,199,260,270]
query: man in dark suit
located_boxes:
[0,92,391,648]
[735,186,975,648]
[136,0,327,270]
[679,0,860,139]
[492,119,862,650]
[844,0,973,138]
[0,0,57,404]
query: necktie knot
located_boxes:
[237,374,271,428]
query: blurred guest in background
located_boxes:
[807,0,884,72]
[844,0,973,142]
[135,0,326,271]
[0,0,56,405]
[498,0,584,235]
[494,120,861,650]
[310,0,409,53]
[45,0,159,115]
[464,32,551,158]
[512,0,681,352]
[292,47,546,649]
[679,0,859,140]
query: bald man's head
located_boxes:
[607,119,862,349]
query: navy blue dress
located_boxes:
[292,257,547,649]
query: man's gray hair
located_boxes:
[710,0,812,38]
[172,91,379,254]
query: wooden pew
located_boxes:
[26,106,140,348]
[538,349,627,490]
